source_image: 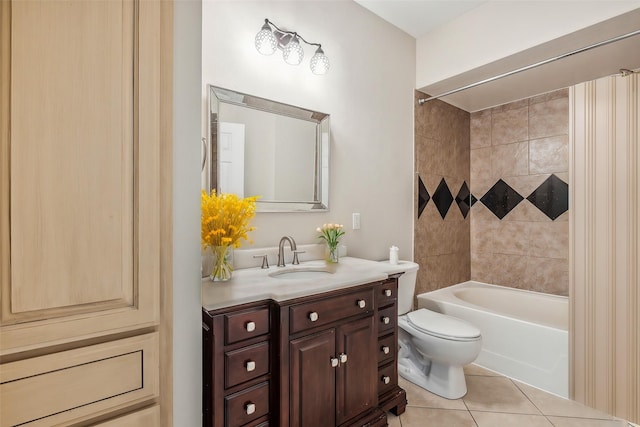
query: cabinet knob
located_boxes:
[339,353,348,364]
[245,360,256,372]
[245,321,256,332]
[330,357,339,368]
[381,375,390,384]
[381,316,390,325]
[309,311,319,322]
[381,345,390,355]
[357,299,366,309]
[245,402,256,415]
[384,289,392,297]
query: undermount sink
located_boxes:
[268,266,333,279]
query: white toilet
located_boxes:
[394,262,482,399]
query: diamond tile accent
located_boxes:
[527,174,569,220]
[470,194,478,207]
[480,179,524,219]
[418,176,430,219]
[432,178,453,220]
[455,181,471,219]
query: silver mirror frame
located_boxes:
[207,85,330,212]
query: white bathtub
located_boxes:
[417,281,568,398]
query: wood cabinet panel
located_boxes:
[94,406,161,426]
[289,329,336,427]
[336,316,377,426]
[224,381,270,427]
[225,341,270,388]
[0,0,161,356]
[0,333,158,427]
[225,307,270,345]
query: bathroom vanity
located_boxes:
[202,257,407,427]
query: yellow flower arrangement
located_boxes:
[316,223,345,263]
[201,190,258,280]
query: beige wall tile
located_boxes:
[527,221,569,259]
[471,110,492,149]
[491,106,528,145]
[529,88,569,105]
[522,257,568,295]
[470,201,498,221]
[529,135,569,174]
[471,250,494,283]
[491,141,529,177]
[491,253,528,288]
[492,221,530,256]
[471,147,492,183]
[504,201,554,222]
[529,96,569,139]
[492,98,529,113]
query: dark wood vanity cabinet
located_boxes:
[203,278,406,427]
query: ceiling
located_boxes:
[353,0,487,38]
[354,1,640,111]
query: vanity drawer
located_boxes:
[225,307,270,345]
[225,381,270,427]
[225,342,270,389]
[377,334,395,365]
[376,280,398,307]
[378,362,397,396]
[289,289,374,334]
[378,305,396,334]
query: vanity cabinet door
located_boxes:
[289,329,337,427]
[0,0,171,424]
[335,316,377,426]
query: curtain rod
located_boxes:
[417,28,640,105]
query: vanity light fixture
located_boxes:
[254,18,330,75]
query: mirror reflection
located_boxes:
[206,85,330,212]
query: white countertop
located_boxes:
[202,257,416,312]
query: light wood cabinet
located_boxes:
[0,0,172,425]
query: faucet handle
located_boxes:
[292,250,305,265]
[253,254,269,269]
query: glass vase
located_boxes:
[210,245,233,281]
[326,244,339,264]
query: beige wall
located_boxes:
[202,1,415,261]
[470,89,570,295]
[414,92,470,296]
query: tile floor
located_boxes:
[388,364,633,427]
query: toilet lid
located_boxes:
[406,308,481,341]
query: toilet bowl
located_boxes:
[383,261,482,399]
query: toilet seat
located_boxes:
[406,309,481,342]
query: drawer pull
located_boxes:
[381,345,390,355]
[245,360,256,372]
[357,299,366,309]
[384,289,392,297]
[382,375,391,384]
[309,311,319,322]
[245,402,256,415]
[381,316,390,325]
[330,357,339,368]
[339,353,348,364]
[245,321,256,332]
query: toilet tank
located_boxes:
[379,261,419,315]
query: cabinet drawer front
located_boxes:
[378,362,397,395]
[377,334,395,365]
[225,341,270,388]
[376,280,398,307]
[225,307,270,345]
[290,289,374,334]
[0,333,158,427]
[378,305,396,334]
[225,381,270,427]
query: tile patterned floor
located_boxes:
[388,364,633,427]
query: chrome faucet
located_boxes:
[277,236,301,267]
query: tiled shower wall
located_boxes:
[414,89,569,298]
[469,89,569,295]
[414,92,470,297]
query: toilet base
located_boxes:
[398,353,468,400]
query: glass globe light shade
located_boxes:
[310,47,330,75]
[255,23,277,55]
[283,36,304,65]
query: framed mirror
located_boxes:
[206,85,330,212]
